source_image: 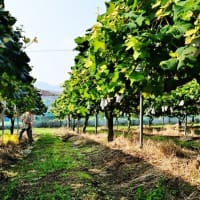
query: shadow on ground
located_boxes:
[61,133,200,199]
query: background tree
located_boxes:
[0,0,46,133]
[0,2,34,96]
[53,0,200,143]
[144,79,200,131]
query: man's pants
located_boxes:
[19,127,33,145]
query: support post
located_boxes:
[95,112,98,134]
[139,91,143,148]
[184,112,187,136]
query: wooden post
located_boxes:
[139,91,143,148]
[184,112,187,136]
[95,112,98,134]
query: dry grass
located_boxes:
[158,141,185,157]
[76,128,200,189]
[52,127,200,188]
[52,127,73,137]
[144,125,184,137]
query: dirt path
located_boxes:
[1,131,200,199]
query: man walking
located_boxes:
[19,110,34,145]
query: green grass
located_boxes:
[177,140,200,150]
[135,179,178,200]
[0,132,90,200]
[0,129,11,135]
[33,127,60,135]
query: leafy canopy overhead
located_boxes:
[54,0,200,124]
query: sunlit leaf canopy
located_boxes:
[53,0,200,122]
[50,0,200,142]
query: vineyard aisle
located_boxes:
[1,128,200,199]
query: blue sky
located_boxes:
[5,0,106,86]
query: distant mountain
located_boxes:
[34,81,62,94]
[39,89,58,96]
